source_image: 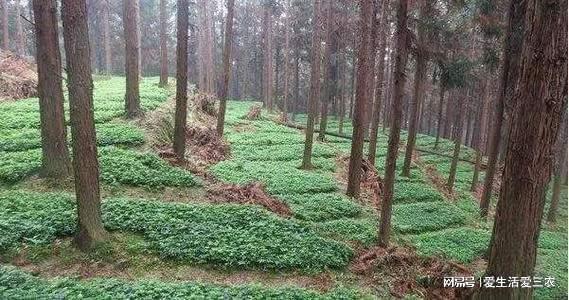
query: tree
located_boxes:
[479,0,526,218]
[173,0,189,159]
[101,0,112,74]
[368,0,389,166]
[471,78,490,191]
[546,112,567,223]
[281,0,291,122]
[33,0,72,179]
[446,91,465,192]
[475,0,567,297]
[346,0,374,198]
[261,2,274,111]
[1,0,7,50]
[401,0,429,177]
[216,0,236,136]
[301,0,323,170]
[317,0,337,141]
[159,0,169,87]
[15,0,25,55]
[378,0,408,246]
[124,0,142,118]
[61,0,108,251]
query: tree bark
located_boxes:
[124,0,142,118]
[475,0,567,297]
[102,0,112,74]
[1,0,7,50]
[282,0,291,122]
[446,91,465,192]
[301,0,323,170]
[547,111,567,223]
[318,0,336,141]
[346,0,373,198]
[173,0,189,159]
[15,0,25,55]
[379,0,408,246]
[368,0,389,165]
[479,0,526,218]
[33,0,72,179]
[471,78,490,192]
[261,5,274,111]
[159,0,169,87]
[61,0,108,251]
[216,0,235,136]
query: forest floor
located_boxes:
[0,77,566,299]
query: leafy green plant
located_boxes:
[313,218,378,246]
[231,143,336,162]
[409,227,490,263]
[392,202,466,234]
[275,193,363,222]
[393,182,444,204]
[0,149,41,183]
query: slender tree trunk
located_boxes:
[15,0,25,55]
[479,0,526,218]
[159,0,169,87]
[401,0,428,176]
[446,91,465,192]
[61,0,108,251]
[301,0,323,170]
[368,0,388,165]
[124,0,142,118]
[135,0,141,76]
[547,112,567,223]
[434,86,445,149]
[282,0,291,122]
[102,0,112,74]
[1,0,8,50]
[471,78,490,192]
[346,0,373,198]
[216,0,235,136]
[173,0,189,159]
[292,46,300,122]
[443,90,454,138]
[349,52,356,118]
[379,0,408,247]
[318,0,336,141]
[475,0,567,297]
[363,3,379,138]
[261,5,274,111]
[33,0,72,179]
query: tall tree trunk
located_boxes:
[261,5,274,111]
[15,0,25,55]
[475,0,567,297]
[368,0,388,165]
[362,3,379,139]
[547,111,567,223]
[173,0,189,159]
[318,0,336,141]
[282,0,291,122]
[446,91,465,192]
[135,0,141,76]
[124,0,142,118]
[434,85,445,149]
[301,0,323,170]
[443,90,454,138]
[379,0,408,246]
[33,0,72,179]
[216,0,235,136]
[346,0,373,198]
[471,78,490,192]
[292,45,300,122]
[479,0,526,218]
[159,0,169,87]
[1,0,8,50]
[102,0,112,74]
[61,0,108,251]
[401,0,428,177]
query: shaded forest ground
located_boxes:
[0,77,566,299]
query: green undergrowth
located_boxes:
[313,217,378,247]
[231,143,337,162]
[409,228,490,263]
[392,202,467,234]
[275,193,363,222]
[0,147,200,188]
[0,191,352,271]
[0,266,369,299]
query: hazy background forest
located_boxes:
[0,0,567,299]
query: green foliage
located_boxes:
[393,182,445,204]
[0,191,353,271]
[0,266,368,299]
[313,218,378,246]
[0,191,76,252]
[210,159,338,194]
[98,147,199,188]
[0,149,41,183]
[0,123,145,152]
[275,193,363,222]
[392,202,466,234]
[440,57,473,89]
[410,228,490,263]
[535,249,568,299]
[226,131,306,145]
[538,231,568,250]
[231,143,336,162]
